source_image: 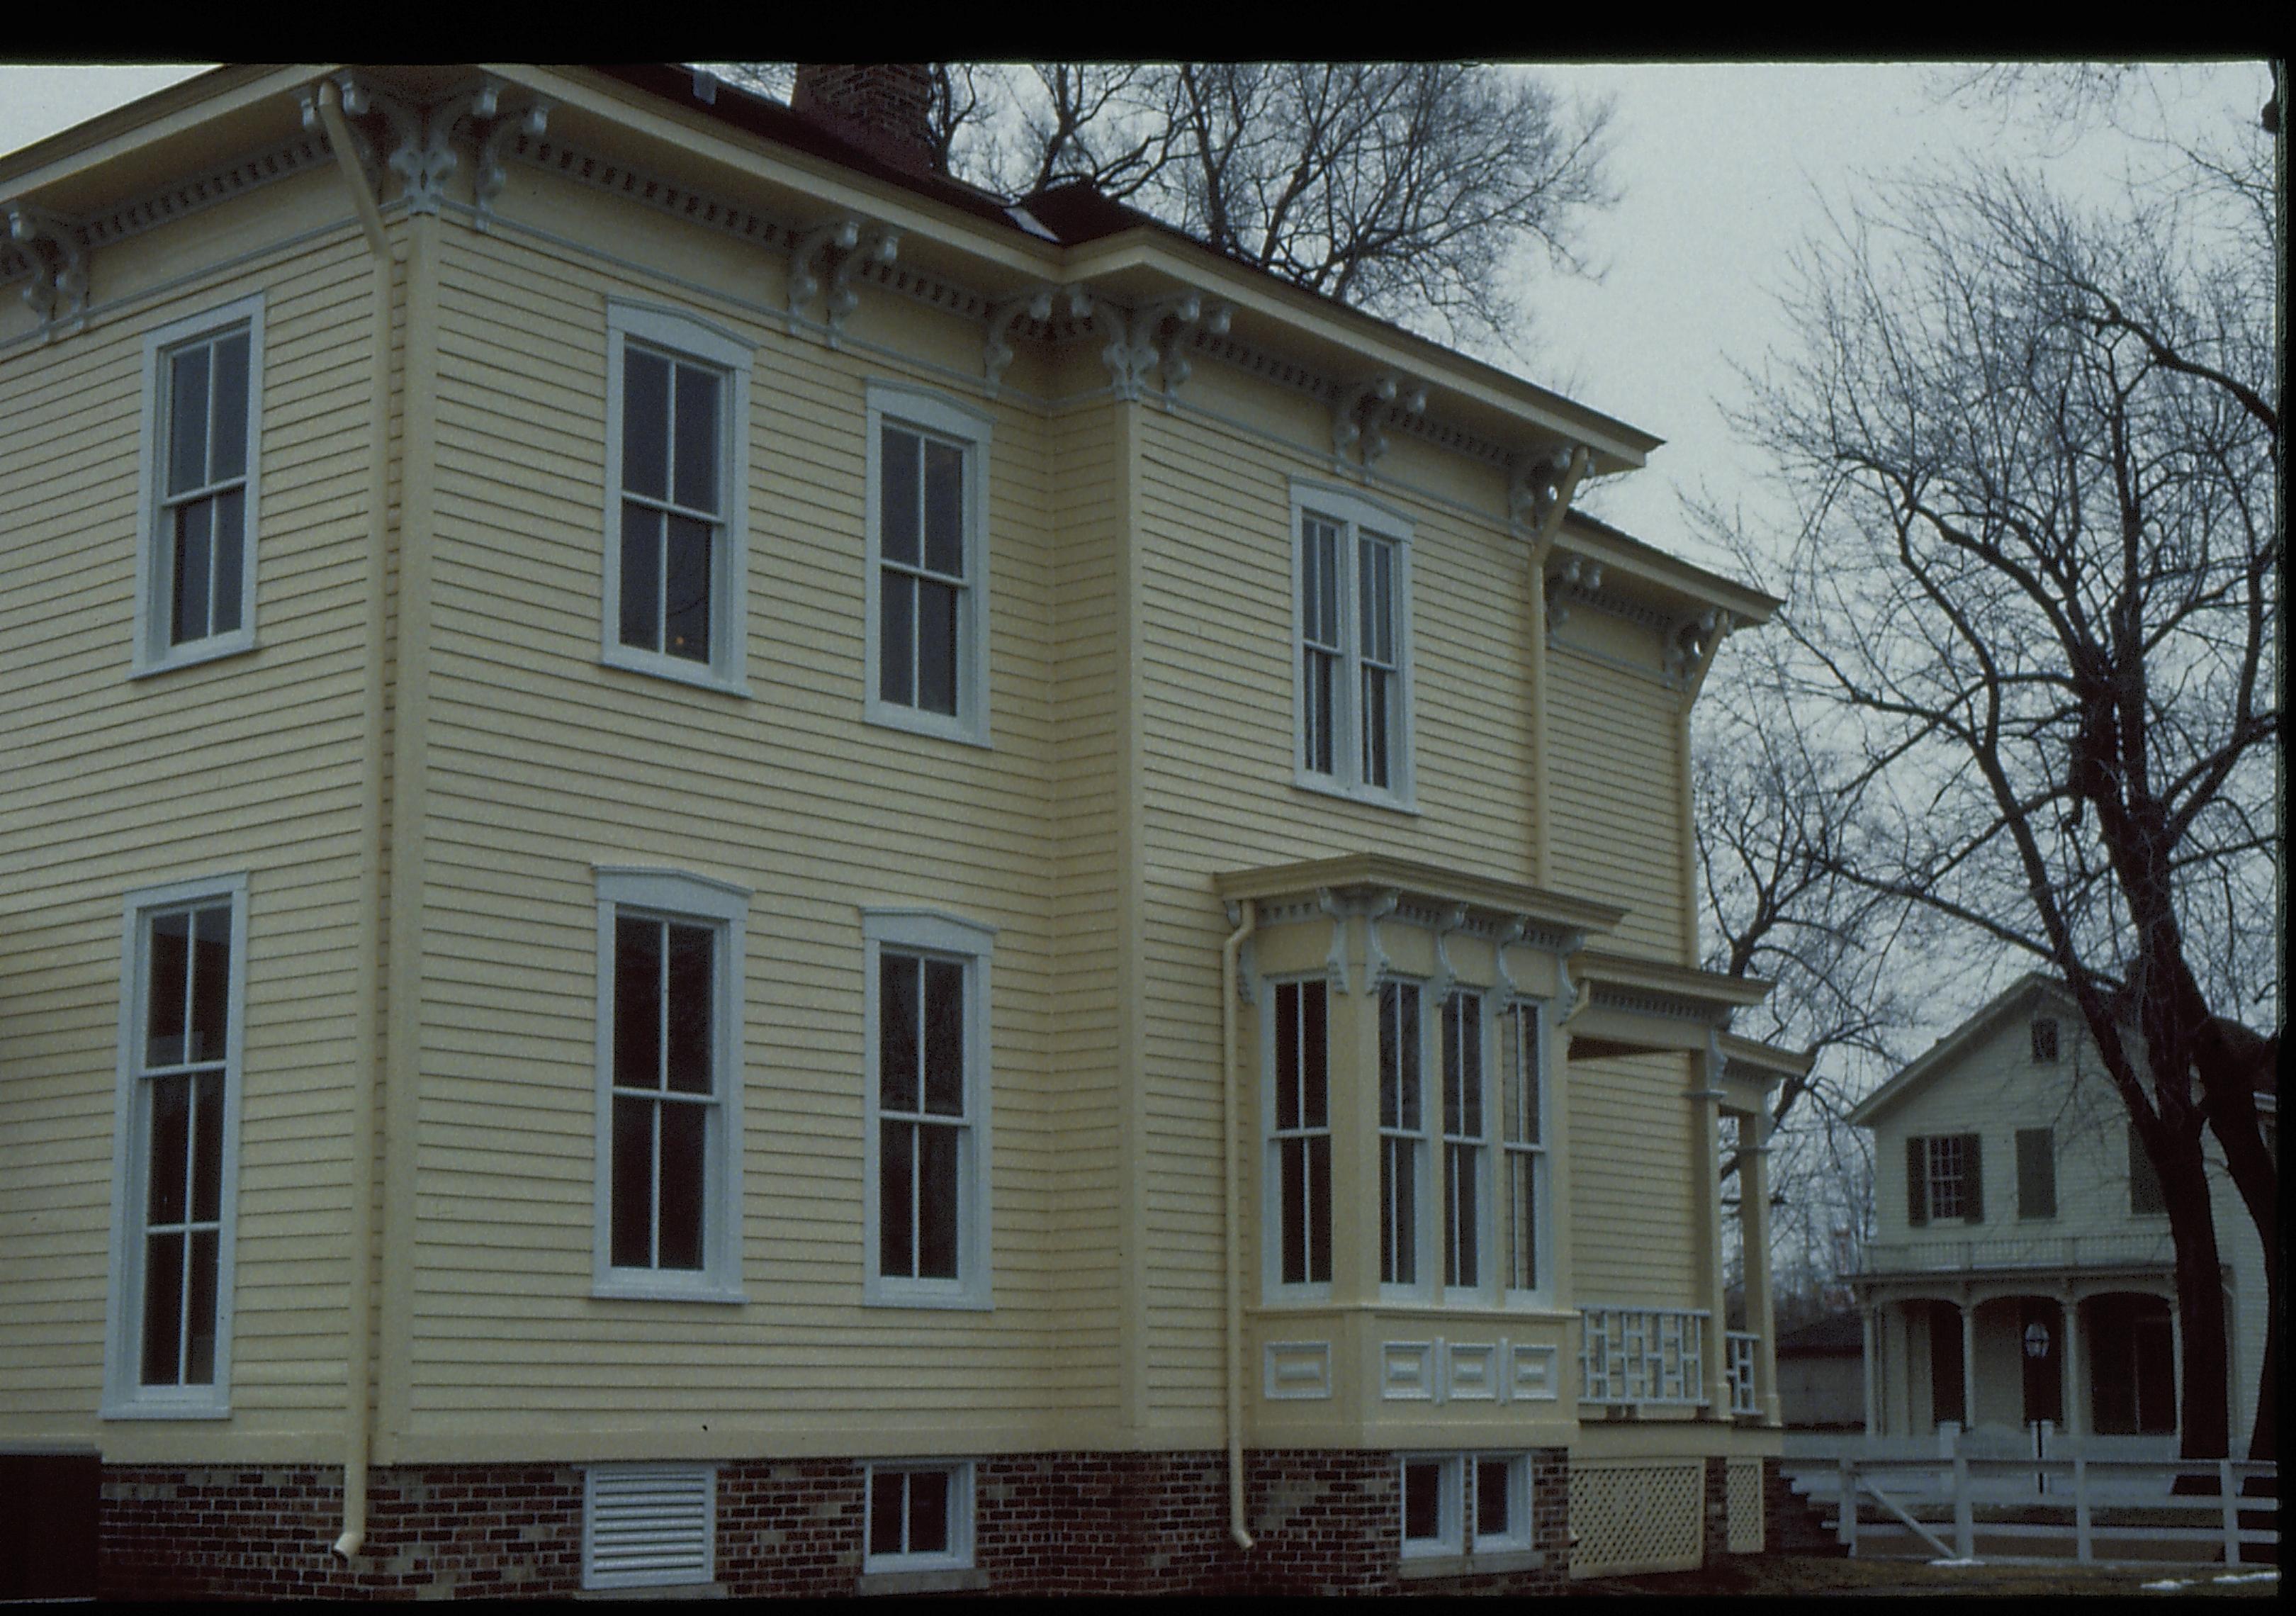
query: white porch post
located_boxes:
[1691,1035,1728,1415]
[1862,1301,1881,1437]
[1740,1106,1779,1423]
[1959,1293,1978,1433]
[2060,1287,2084,1442]
[2168,1287,2184,1441]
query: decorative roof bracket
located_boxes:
[1149,293,1230,407]
[1428,902,1469,1001]
[1332,373,1429,471]
[984,286,1055,395]
[788,216,860,333]
[4,203,87,336]
[1666,607,1735,698]
[1316,887,1351,995]
[1362,889,1400,984]
[824,225,899,349]
[473,90,552,232]
[1085,289,1227,403]
[1492,915,1528,1000]
[1545,553,1602,632]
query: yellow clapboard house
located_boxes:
[0,63,1807,1597]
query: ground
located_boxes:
[1572,1555,2280,1598]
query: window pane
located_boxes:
[146,911,190,1067]
[671,363,719,513]
[184,1228,220,1384]
[908,1469,950,1554]
[173,498,213,644]
[880,1121,916,1277]
[879,571,916,707]
[611,1096,655,1267]
[922,959,964,1116]
[168,344,210,496]
[1303,649,1334,773]
[622,348,670,500]
[1359,536,1392,663]
[614,917,663,1090]
[1475,1459,1512,1540]
[881,428,921,567]
[1307,1133,1331,1283]
[188,904,231,1062]
[664,924,713,1094]
[657,1101,707,1269]
[210,491,244,636]
[619,504,662,653]
[879,955,920,1113]
[1448,1146,1480,1287]
[917,1123,959,1279]
[662,515,713,664]
[1361,665,1389,787]
[1402,1460,1443,1542]
[1300,982,1327,1128]
[147,1074,191,1225]
[1280,1138,1307,1284]
[1509,1154,1538,1290]
[1383,1140,1417,1286]
[1274,983,1300,1131]
[923,440,964,578]
[191,1070,224,1223]
[870,1471,906,1556]
[915,578,958,716]
[141,1230,185,1384]
[209,331,249,482]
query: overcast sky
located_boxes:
[1,60,2270,568]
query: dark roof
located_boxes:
[1775,1313,1864,1356]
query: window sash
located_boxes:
[877,950,969,1282]
[1500,1004,1545,1294]
[1441,991,1485,1291]
[873,415,977,725]
[1378,981,1425,1289]
[608,916,720,1274]
[1927,1135,1967,1221]
[618,344,725,664]
[1271,980,1332,1289]
[1295,501,1407,797]
[865,1464,971,1570]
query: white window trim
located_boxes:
[1289,478,1416,812]
[1261,974,1335,1305]
[1500,998,1553,1308]
[102,872,249,1419]
[132,295,265,678]
[592,865,750,1303]
[862,381,994,748]
[600,300,753,696]
[1469,1452,1535,1552]
[862,1459,976,1573]
[861,909,996,1309]
[583,1463,718,1590]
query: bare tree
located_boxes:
[1718,108,2280,1459]
[717,62,1615,352]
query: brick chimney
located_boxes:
[790,64,941,177]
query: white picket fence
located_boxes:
[1791,1455,2277,1566]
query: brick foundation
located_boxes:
[96,1447,1573,1598]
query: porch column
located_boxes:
[2168,1287,2184,1440]
[1738,1106,1779,1423]
[1691,1035,1729,1414]
[1862,1301,1880,1437]
[2059,1287,2084,1441]
[1959,1292,1978,1432]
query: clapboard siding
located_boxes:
[1546,639,1686,960]
[0,187,381,1442]
[1565,1052,1698,1303]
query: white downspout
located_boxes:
[1221,899,1259,1552]
[312,76,395,1563]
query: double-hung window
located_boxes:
[1441,989,1487,1294]
[1905,1133,1982,1226]
[1291,481,1413,807]
[1499,1001,1548,1296]
[864,1461,974,1573]
[1266,978,1334,1295]
[1378,980,1427,1291]
[105,875,247,1417]
[864,911,994,1308]
[134,296,264,675]
[593,868,748,1301]
[602,302,752,693]
[1402,1452,1533,1566]
[865,383,993,746]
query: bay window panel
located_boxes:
[1379,981,1424,1287]
[1443,992,1485,1290]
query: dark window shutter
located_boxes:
[2129,1123,2166,1214]
[1963,1133,1983,1223]
[2017,1128,2056,1219]
[1906,1136,1928,1226]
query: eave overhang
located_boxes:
[1213,853,1626,943]
[1565,949,1774,1062]
[1552,511,1782,629]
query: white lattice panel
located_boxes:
[1726,1458,1765,1553]
[1569,1460,1703,1576]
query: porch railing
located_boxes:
[1857,1230,2174,1275]
[1724,1330,1760,1416]
[1803,1454,2277,1565]
[1579,1306,1709,1406]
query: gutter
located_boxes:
[1220,899,1258,1552]
[310,76,395,1564]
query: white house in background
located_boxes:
[1846,973,2272,1457]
